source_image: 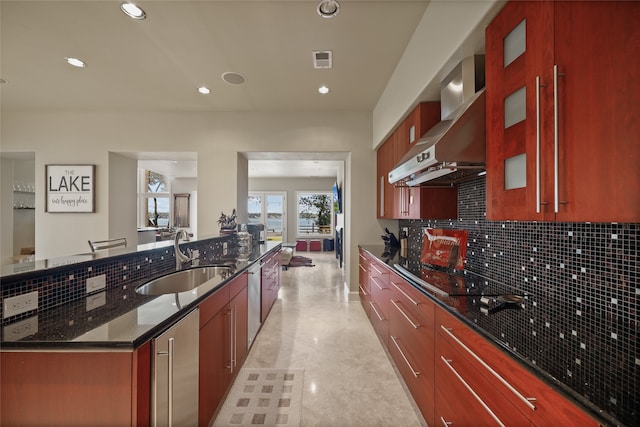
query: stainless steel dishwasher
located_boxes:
[247,262,262,348]
[152,308,199,427]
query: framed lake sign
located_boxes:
[46,164,95,213]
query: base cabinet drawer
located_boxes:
[388,334,435,426]
[368,300,389,346]
[436,307,600,426]
[436,334,533,426]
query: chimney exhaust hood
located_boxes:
[388,55,486,186]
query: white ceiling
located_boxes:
[0,0,430,112]
[0,0,490,179]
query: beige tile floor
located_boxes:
[224,251,426,427]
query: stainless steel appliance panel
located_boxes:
[152,308,199,427]
[247,262,262,348]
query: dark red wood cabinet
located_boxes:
[199,273,249,427]
[388,271,435,427]
[377,132,397,219]
[358,249,371,317]
[435,306,599,426]
[486,0,640,222]
[377,102,458,220]
[368,256,391,346]
[0,345,151,427]
[199,292,232,427]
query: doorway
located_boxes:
[0,152,36,265]
[248,192,287,242]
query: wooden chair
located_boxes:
[88,237,127,252]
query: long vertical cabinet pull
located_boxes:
[155,339,175,427]
[536,75,542,213]
[553,65,559,213]
[233,305,237,368]
[440,356,505,427]
[167,337,175,427]
[229,308,236,373]
[440,326,536,410]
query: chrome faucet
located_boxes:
[174,229,192,270]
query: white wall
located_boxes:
[108,153,138,249]
[1,110,380,291]
[172,177,197,194]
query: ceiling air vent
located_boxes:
[313,51,332,69]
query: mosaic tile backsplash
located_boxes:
[399,176,638,426]
[0,234,237,323]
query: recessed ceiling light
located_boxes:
[198,86,211,95]
[317,0,340,18]
[64,57,87,68]
[222,72,246,85]
[318,86,330,94]
[120,2,146,20]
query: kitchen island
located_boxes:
[0,234,282,426]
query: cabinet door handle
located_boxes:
[553,65,559,213]
[552,65,568,212]
[370,263,385,275]
[369,301,384,321]
[536,75,542,213]
[440,356,505,427]
[391,336,420,378]
[359,284,368,296]
[156,337,175,427]
[232,306,237,369]
[359,253,366,261]
[391,299,420,329]
[440,417,453,426]
[391,281,419,306]
[371,277,385,291]
[440,325,536,410]
[359,264,367,272]
[169,337,174,427]
[226,309,234,373]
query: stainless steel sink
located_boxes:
[135,266,233,295]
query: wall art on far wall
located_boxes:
[45,164,95,213]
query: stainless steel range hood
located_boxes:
[388,55,486,186]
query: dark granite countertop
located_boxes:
[0,242,281,351]
[359,244,617,427]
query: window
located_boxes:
[138,169,170,228]
[296,192,333,237]
[248,192,286,241]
